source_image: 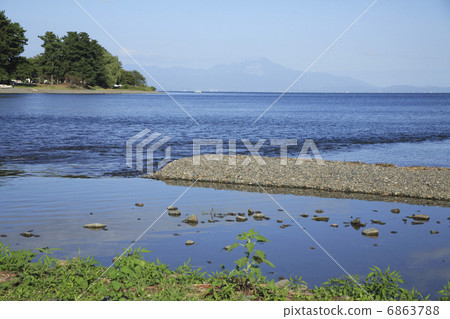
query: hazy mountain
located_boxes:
[126,58,450,93]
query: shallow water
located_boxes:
[1,176,448,298]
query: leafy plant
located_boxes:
[438,281,450,301]
[227,229,274,285]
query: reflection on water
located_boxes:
[0,176,449,299]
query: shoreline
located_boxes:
[149,155,450,202]
[0,87,160,94]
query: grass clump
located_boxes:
[0,231,445,301]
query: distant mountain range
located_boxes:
[126,58,450,93]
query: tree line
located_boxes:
[0,11,152,89]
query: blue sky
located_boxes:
[2,0,450,87]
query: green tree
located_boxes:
[38,31,62,84]
[12,57,38,82]
[97,50,122,88]
[0,11,28,81]
[120,69,147,86]
[60,31,105,87]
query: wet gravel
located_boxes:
[149,155,450,201]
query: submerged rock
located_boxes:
[227,212,236,216]
[83,223,107,229]
[264,216,270,220]
[167,206,178,211]
[185,240,195,246]
[391,208,400,214]
[430,230,439,234]
[168,210,181,216]
[253,213,265,220]
[362,228,379,237]
[315,209,324,213]
[412,214,430,221]
[371,220,386,225]
[236,216,248,222]
[238,212,245,217]
[277,219,283,223]
[300,214,309,218]
[20,232,33,238]
[312,216,329,222]
[183,215,198,225]
[135,202,144,207]
[280,224,291,229]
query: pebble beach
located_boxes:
[149,155,450,202]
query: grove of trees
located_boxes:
[0,11,152,89]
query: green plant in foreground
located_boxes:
[438,281,450,301]
[227,229,274,284]
[314,266,428,301]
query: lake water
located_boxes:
[0,92,449,299]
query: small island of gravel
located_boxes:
[148,155,449,202]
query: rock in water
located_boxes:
[185,240,195,246]
[236,216,248,222]
[167,206,178,211]
[391,208,400,214]
[300,214,309,218]
[277,219,283,223]
[351,218,361,225]
[20,232,33,237]
[135,203,144,207]
[330,224,338,228]
[315,209,324,213]
[168,210,181,216]
[312,216,329,222]
[83,223,107,229]
[412,214,430,221]
[183,215,198,225]
[430,230,439,234]
[362,228,379,237]
[253,213,265,220]
[248,209,254,216]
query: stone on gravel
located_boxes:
[83,223,107,229]
[185,240,195,246]
[312,216,329,222]
[183,215,198,225]
[236,216,248,222]
[275,279,290,288]
[362,228,379,237]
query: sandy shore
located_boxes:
[0,87,159,94]
[149,155,450,202]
